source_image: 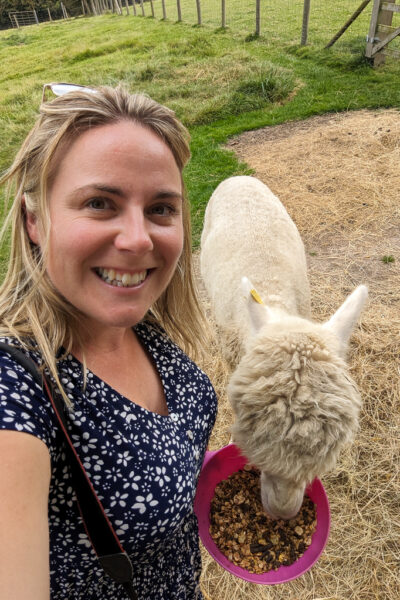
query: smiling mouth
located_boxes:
[95,267,148,288]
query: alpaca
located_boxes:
[200,175,368,519]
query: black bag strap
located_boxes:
[0,343,137,600]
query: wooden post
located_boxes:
[9,13,19,28]
[366,0,381,55]
[301,0,311,45]
[124,0,129,13]
[366,0,400,64]
[375,0,395,64]
[149,0,155,17]
[132,0,137,16]
[196,0,202,25]
[221,0,226,28]
[161,0,167,19]
[48,7,53,19]
[176,0,182,22]
[140,0,145,16]
[33,8,39,23]
[325,0,371,48]
[255,0,260,35]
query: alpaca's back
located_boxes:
[200,176,311,357]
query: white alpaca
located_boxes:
[200,175,367,519]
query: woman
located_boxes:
[0,84,217,599]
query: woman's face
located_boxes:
[26,121,184,338]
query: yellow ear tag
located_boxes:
[250,288,264,305]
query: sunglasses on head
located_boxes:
[41,82,96,103]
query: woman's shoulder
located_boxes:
[0,336,57,447]
[0,336,43,365]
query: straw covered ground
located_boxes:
[196,110,400,600]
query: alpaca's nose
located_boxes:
[260,473,305,520]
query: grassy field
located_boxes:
[1,11,400,246]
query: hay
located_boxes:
[197,110,400,600]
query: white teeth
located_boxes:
[96,268,147,288]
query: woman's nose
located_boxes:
[114,212,154,254]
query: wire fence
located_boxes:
[132,0,373,47]
[5,0,377,49]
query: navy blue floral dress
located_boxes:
[0,321,217,599]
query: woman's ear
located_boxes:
[23,196,40,245]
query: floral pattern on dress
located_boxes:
[0,322,217,599]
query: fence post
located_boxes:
[9,12,19,28]
[366,0,397,65]
[132,0,137,16]
[255,0,260,35]
[149,0,155,17]
[301,0,311,45]
[48,7,53,19]
[177,0,182,22]
[375,0,395,65]
[140,0,145,16]
[196,0,202,25]
[221,0,226,28]
[33,8,39,24]
[161,0,167,19]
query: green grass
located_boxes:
[382,255,395,263]
[1,11,400,251]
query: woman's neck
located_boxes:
[72,326,137,363]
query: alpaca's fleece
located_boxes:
[228,323,362,483]
[200,175,366,517]
[200,175,311,365]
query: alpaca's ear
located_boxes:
[241,276,270,335]
[323,285,368,347]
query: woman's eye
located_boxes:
[150,204,176,216]
[87,198,110,210]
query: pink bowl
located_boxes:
[194,444,330,584]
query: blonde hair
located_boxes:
[0,84,207,405]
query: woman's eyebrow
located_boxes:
[89,184,124,196]
[66,185,183,201]
[154,190,183,200]
[65,184,125,199]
